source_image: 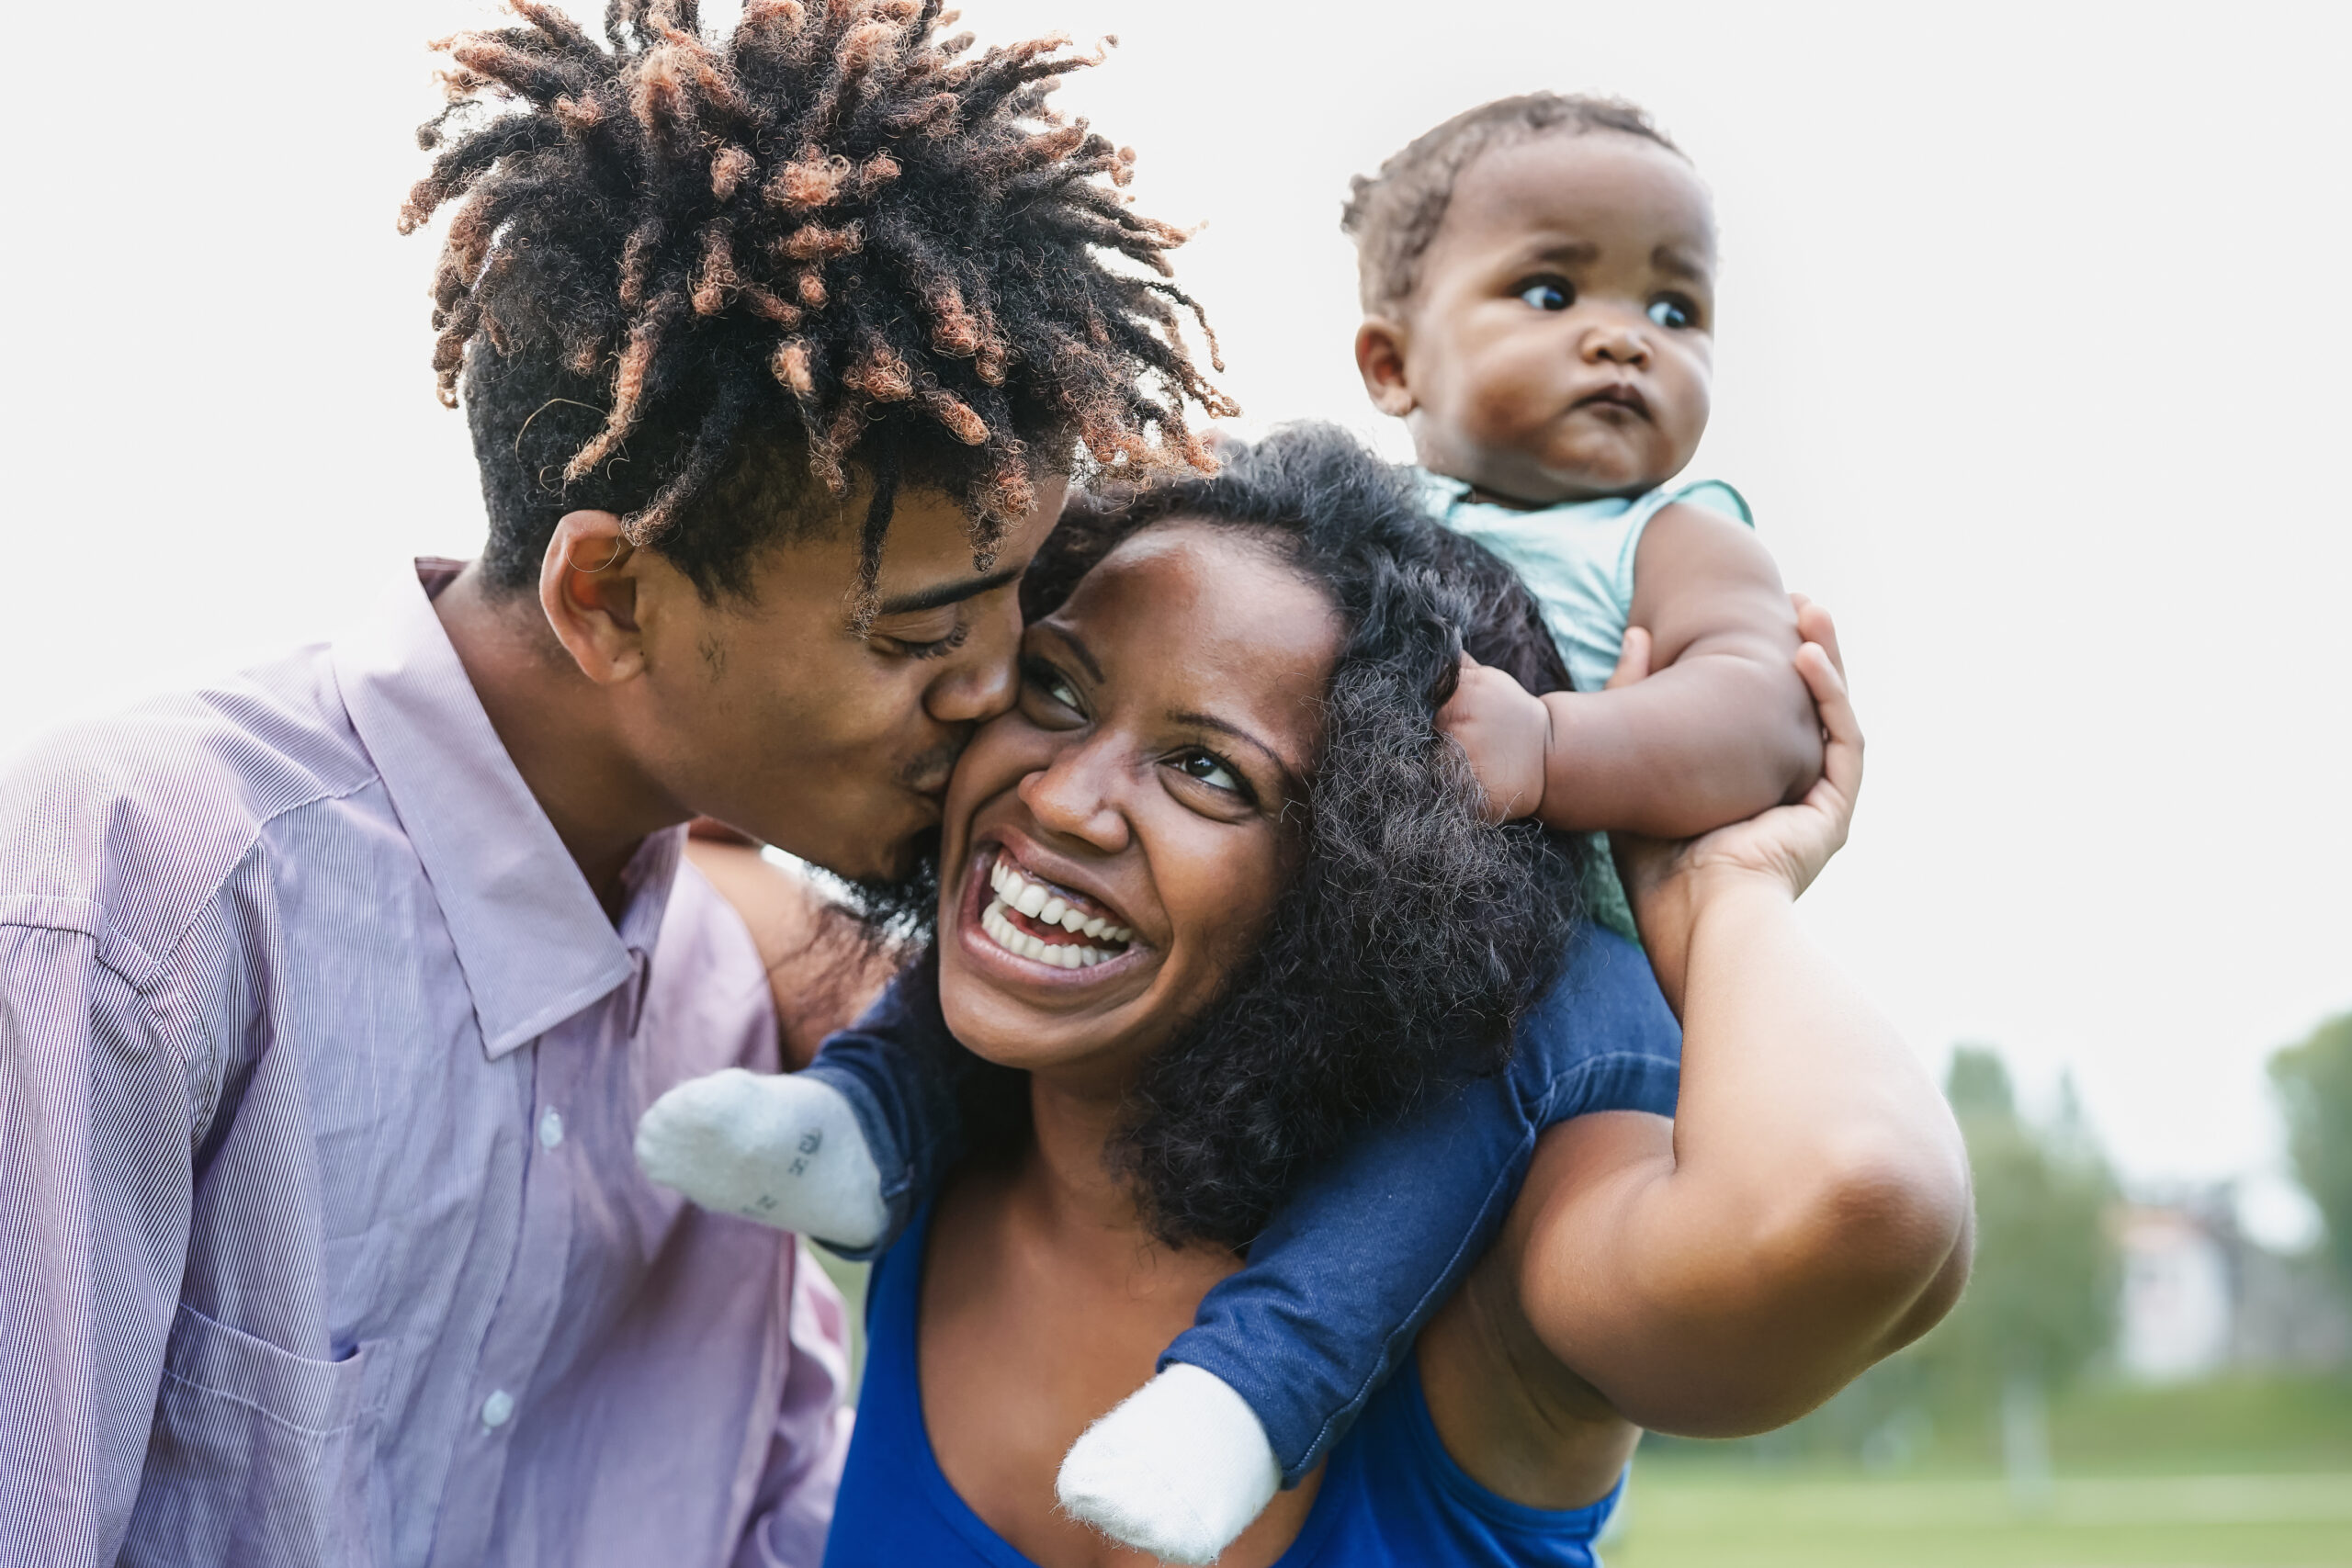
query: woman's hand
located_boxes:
[1618,598,1857,1010]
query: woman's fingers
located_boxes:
[1791,595,1845,681]
[1605,626,1654,690]
[1792,639,1862,845]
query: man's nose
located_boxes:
[924,592,1024,727]
[1015,739,1131,854]
[1582,319,1651,367]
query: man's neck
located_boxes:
[433,565,685,914]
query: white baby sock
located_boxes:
[1056,1363,1282,1565]
[635,1068,888,1249]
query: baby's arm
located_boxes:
[1443,504,1822,835]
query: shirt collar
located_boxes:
[332,559,685,1058]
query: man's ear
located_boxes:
[539,511,649,685]
[1354,316,1417,418]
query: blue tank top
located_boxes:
[821,1201,1623,1567]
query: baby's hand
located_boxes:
[1437,656,1550,823]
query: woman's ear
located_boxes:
[539,510,649,685]
[1354,317,1417,418]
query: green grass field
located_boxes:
[1610,1467,2352,1567]
[1613,1379,2352,1568]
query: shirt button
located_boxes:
[538,1108,564,1149]
[481,1390,515,1429]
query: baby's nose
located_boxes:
[1584,321,1651,365]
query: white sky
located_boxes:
[3,1,2346,1219]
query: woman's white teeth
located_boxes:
[981,898,1118,969]
[985,857,1134,945]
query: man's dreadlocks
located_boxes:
[403,0,1234,605]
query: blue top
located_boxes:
[821,1200,1624,1568]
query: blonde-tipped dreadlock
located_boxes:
[404,0,1234,604]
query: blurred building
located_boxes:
[2113,1190,2349,1382]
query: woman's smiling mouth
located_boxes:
[969,846,1140,974]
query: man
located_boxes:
[0,4,1225,1563]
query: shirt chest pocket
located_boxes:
[124,1303,392,1568]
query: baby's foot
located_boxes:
[1056,1364,1282,1565]
[635,1069,888,1248]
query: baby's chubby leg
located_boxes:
[636,1068,889,1248]
[638,962,974,1252]
[1057,1366,1280,1566]
[1057,923,1681,1562]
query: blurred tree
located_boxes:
[1751,1046,2120,1478]
[2270,1012,2352,1288]
[1647,1045,2123,1476]
[1915,1047,2120,1403]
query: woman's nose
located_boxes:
[922,593,1024,727]
[1015,742,1131,854]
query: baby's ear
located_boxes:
[1352,318,1416,418]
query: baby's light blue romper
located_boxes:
[1415,471,1755,942]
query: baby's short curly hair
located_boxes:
[1342,92,1682,314]
[403,0,1233,606]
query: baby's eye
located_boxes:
[1517,279,1573,312]
[1647,297,1695,330]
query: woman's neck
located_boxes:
[1016,1071,1155,1241]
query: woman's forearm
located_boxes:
[1520,870,1971,1435]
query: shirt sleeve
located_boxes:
[731,1245,855,1568]
[0,910,198,1566]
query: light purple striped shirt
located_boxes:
[0,562,850,1567]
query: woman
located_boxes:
[708,427,1970,1566]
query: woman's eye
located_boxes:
[1022,660,1083,714]
[1647,297,1695,330]
[1173,750,1246,796]
[1517,279,1572,312]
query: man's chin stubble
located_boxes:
[842,826,941,947]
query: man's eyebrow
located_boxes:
[1651,244,1714,284]
[872,562,1025,618]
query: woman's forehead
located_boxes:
[1052,523,1340,750]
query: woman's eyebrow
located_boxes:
[1036,622,1103,682]
[1170,709,1303,791]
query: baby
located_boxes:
[639,93,1819,1564]
[1362,95,1818,935]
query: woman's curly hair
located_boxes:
[402,0,1234,606]
[1008,423,1588,1250]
